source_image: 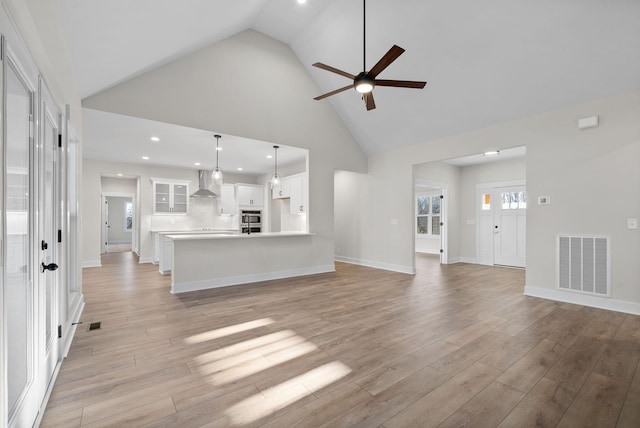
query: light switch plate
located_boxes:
[538,196,550,205]
[628,218,638,230]
[390,218,398,225]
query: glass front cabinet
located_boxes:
[152,178,190,214]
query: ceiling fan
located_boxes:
[312,0,427,111]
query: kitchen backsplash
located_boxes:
[151,198,237,231]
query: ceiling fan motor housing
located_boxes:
[354,72,375,93]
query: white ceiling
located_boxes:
[82,108,307,175]
[58,0,640,159]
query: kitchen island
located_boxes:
[152,229,238,274]
[165,232,333,293]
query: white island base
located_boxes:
[167,232,334,293]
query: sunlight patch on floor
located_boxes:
[206,340,318,385]
[193,330,297,364]
[184,318,274,344]
[225,361,352,425]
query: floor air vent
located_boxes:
[88,322,101,331]
[558,236,609,296]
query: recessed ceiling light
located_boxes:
[266,155,273,159]
[117,173,123,177]
[150,136,160,142]
[142,156,150,160]
[484,150,500,156]
[237,167,243,171]
[216,147,222,151]
[297,0,307,4]
[194,162,201,166]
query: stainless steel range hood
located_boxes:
[190,170,218,198]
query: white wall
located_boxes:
[82,29,367,270]
[337,91,640,311]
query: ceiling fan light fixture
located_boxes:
[354,72,374,93]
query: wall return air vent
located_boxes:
[557,235,610,296]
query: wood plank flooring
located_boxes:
[41,253,640,427]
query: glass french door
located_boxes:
[3,38,62,427]
[39,79,61,397]
[4,42,39,427]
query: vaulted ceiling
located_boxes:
[58,0,640,156]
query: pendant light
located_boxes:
[270,145,280,189]
[211,134,223,186]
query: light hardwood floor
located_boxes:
[42,253,640,427]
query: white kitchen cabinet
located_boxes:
[272,179,291,199]
[152,178,190,214]
[237,184,264,207]
[159,235,173,274]
[219,184,237,215]
[288,174,307,215]
[153,232,161,264]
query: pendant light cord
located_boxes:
[215,135,220,169]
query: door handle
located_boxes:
[42,262,59,272]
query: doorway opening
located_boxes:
[414,181,448,264]
[102,195,134,253]
[412,146,526,270]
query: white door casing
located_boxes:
[101,195,108,253]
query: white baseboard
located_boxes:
[334,255,416,275]
[524,285,640,316]
[61,297,85,357]
[138,256,153,264]
[82,260,101,268]
[172,264,336,294]
[457,257,476,264]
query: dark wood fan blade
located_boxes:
[368,45,405,78]
[312,63,356,80]
[314,84,353,101]
[363,92,376,111]
[375,79,427,89]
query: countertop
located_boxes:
[152,229,238,235]
[166,231,313,241]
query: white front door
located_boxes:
[493,186,526,267]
